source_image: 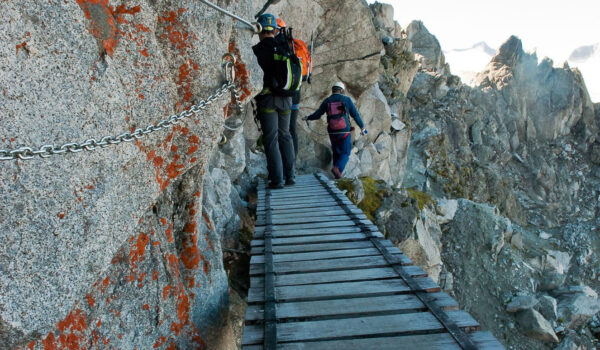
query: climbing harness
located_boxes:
[1,54,242,161]
[200,0,262,34]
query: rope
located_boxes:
[222,102,249,131]
[200,0,262,33]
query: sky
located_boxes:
[368,0,599,62]
[366,0,600,100]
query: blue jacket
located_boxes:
[306,93,365,133]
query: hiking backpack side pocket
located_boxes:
[271,39,303,97]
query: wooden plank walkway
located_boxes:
[242,173,504,349]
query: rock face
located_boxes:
[515,309,559,343]
[0,0,260,348]
[406,20,449,75]
[0,0,263,348]
[0,0,409,348]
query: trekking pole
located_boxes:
[255,0,280,18]
[308,30,314,83]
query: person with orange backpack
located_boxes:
[276,18,312,159]
[253,14,302,188]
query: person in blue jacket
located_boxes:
[303,82,367,179]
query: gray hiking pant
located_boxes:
[256,94,295,185]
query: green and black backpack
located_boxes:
[270,32,302,97]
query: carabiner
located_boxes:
[222,53,236,83]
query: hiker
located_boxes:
[303,82,367,179]
[253,13,300,188]
[276,18,312,158]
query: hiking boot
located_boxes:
[331,167,342,179]
[285,178,296,186]
[267,182,284,189]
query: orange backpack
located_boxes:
[292,38,312,78]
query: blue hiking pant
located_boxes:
[330,134,352,173]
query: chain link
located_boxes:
[1,60,238,161]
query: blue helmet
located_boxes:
[257,13,278,32]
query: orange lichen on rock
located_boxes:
[49,308,88,350]
[129,232,150,268]
[42,332,57,350]
[16,42,27,53]
[114,5,141,16]
[158,9,200,105]
[153,336,167,348]
[165,223,174,243]
[75,0,143,57]
[162,285,172,300]
[202,213,214,231]
[86,294,95,308]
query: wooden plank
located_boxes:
[254,267,398,287]
[264,331,504,350]
[257,207,364,216]
[249,254,398,276]
[250,247,405,264]
[257,194,352,205]
[251,265,427,285]
[248,279,410,303]
[254,224,377,238]
[245,292,459,322]
[248,277,441,303]
[251,232,382,247]
[258,191,347,202]
[254,220,375,233]
[265,208,362,217]
[256,214,367,226]
[249,266,420,287]
[250,267,440,292]
[256,200,351,211]
[250,240,389,255]
[253,226,366,240]
[264,194,343,203]
[259,192,333,201]
[242,310,480,345]
[258,187,327,195]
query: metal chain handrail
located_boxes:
[1,54,243,161]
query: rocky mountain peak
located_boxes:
[491,35,525,67]
[406,20,449,75]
